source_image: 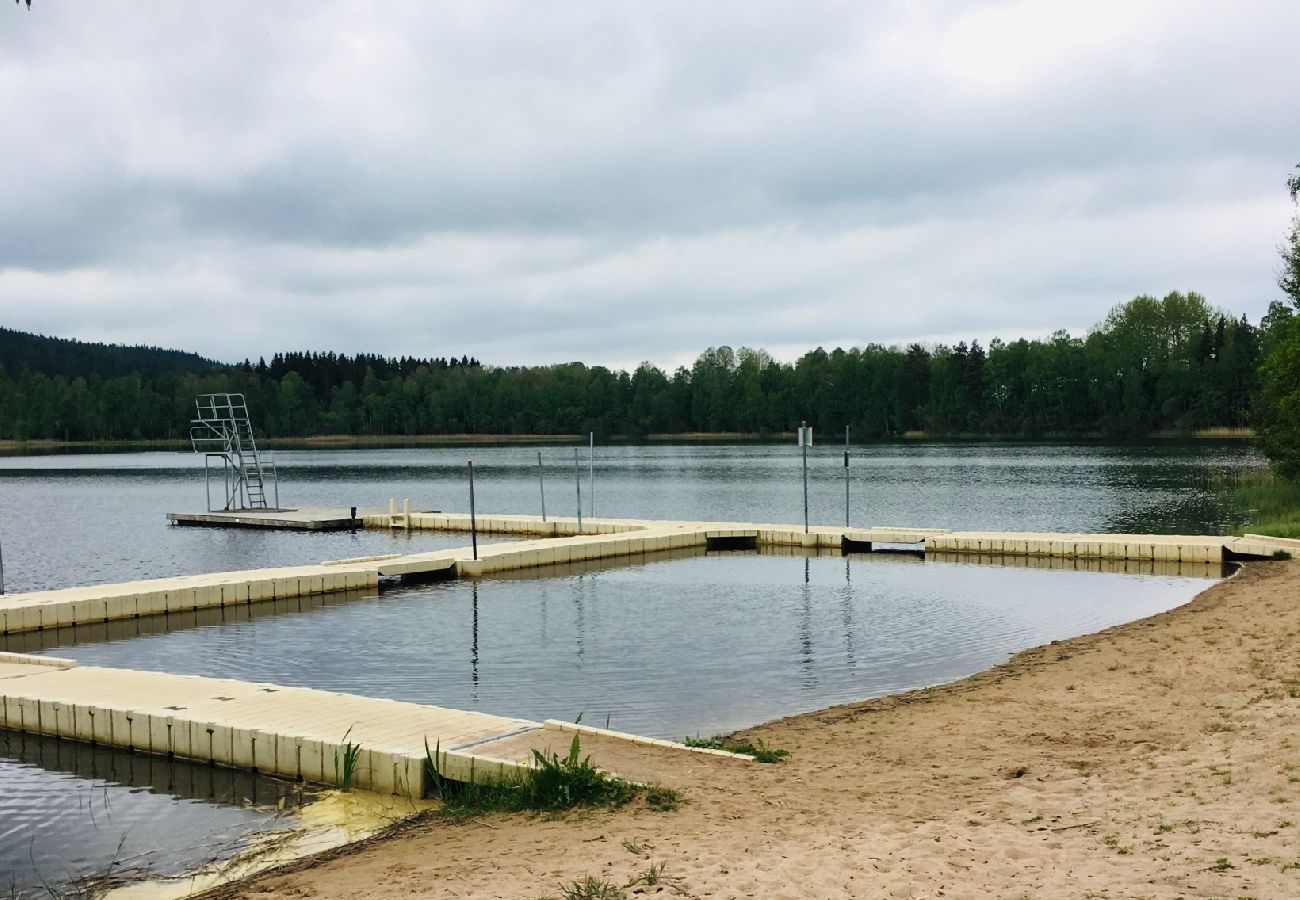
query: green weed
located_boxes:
[1228,471,1300,539]
[683,735,789,763]
[423,733,646,816]
[333,726,363,791]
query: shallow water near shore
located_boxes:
[0,730,316,897]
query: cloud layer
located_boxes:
[2,1,1298,369]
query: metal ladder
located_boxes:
[190,393,277,511]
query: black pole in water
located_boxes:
[844,424,850,528]
[801,419,810,534]
[538,451,547,522]
[349,505,357,532]
[574,448,583,533]
[0,534,5,595]
[468,460,478,560]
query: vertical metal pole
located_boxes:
[205,456,212,512]
[538,451,547,522]
[801,419,809,535]
[844,424,850,528]
[574,448,583,533]
[272,451,279,509]
[0,534,5,595]
[588,432,594,518]
[468,460,478,560]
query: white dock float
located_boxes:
[0,653,536,797]
[2,513,1292,639]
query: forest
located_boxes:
[0,291,1292,443]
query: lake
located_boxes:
[0,440,1258,894]
[0,440,1262,592]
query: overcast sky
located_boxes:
[2,1,1298,370]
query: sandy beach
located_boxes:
[209,560,1300,899]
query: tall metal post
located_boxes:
[574,448,583,533]
[537,451,547,522]
[0,534,5,595]
[272,451,280,509]
[844,424,850,528]
[468,460,479,560]
[588,432,594,518]
[801,419,810,535]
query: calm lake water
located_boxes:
[0,441,1254,892]
[0,440,1263,593]
[0,730,313,896]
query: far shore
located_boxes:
[0,426,1256,454]
[205,559,1300,900]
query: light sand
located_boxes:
[207,560,1300,899]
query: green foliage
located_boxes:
[423,733,642,816]
[553,875,627,900]
[1258,316,1300,479]
[1257,163,1300,475]
[0,294,1267,442]
[1229,470,1300,539]
[682,736,789,763]
[333,727,363,791]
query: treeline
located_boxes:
[0,292,1286,442]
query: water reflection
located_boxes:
[13,548,1222,740]
[0,730,312,896]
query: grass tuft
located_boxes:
[424,733,653,817]
[1228,470,1300,539]
[334,726,363,792]
[683,735,789,763]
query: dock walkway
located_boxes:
[0,653,746,797]
[2,514,1291,639]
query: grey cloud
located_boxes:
[1,1,1298,368]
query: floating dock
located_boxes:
[0,513,1294,798]
[2,514,1292,639]
[167,506,381,531]
[0,652,748,797]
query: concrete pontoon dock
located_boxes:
[3,513,1294,639]
[0,652,750,797]
[167,506,384,531]
[2,511,1295,798]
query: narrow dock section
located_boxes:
[0,654,748,797]
[168,506,379,531]
[3,514,1292,639]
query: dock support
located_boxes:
[588,432,595,518]
[0,534,5,594]
[574,448,583,534]
[844,425,850,528]
[538,451,547,523]
[801,420,810,534]
[468,460,478,560]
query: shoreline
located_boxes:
[198,559,1300,899]
[0,427,1257,454]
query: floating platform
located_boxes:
[0,653,749,797]
[2,515,1292,640]
[167,506,380,531]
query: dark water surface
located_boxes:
[0,730,314,896]
[15,549,1219,739]
[0,440,1263,593]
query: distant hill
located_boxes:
[0,327,224,379]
